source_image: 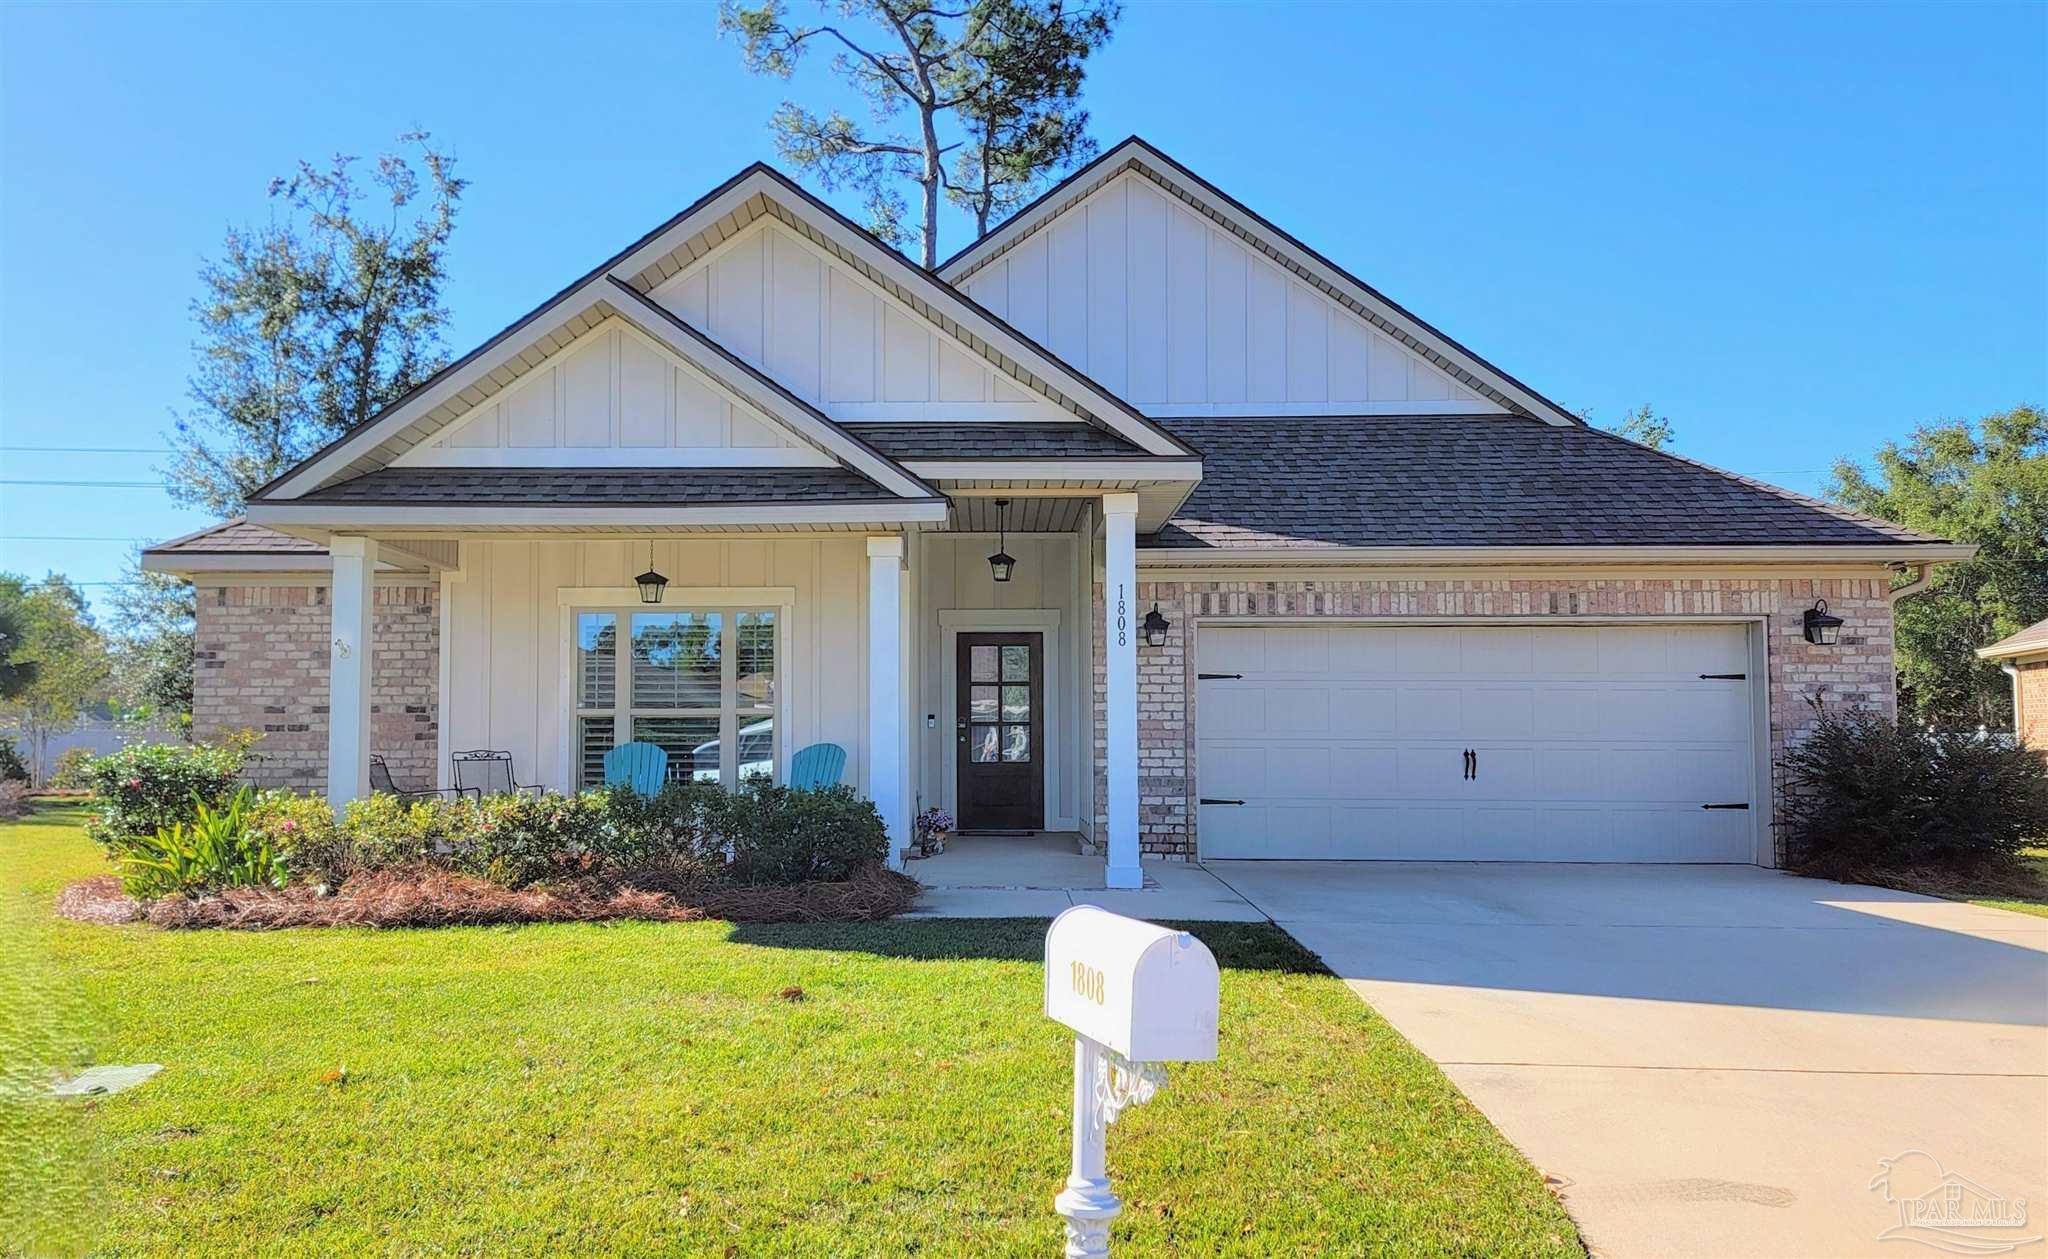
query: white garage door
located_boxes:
[1196,623,1759,862]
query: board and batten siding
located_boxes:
[648,219,1071,423]
[404,319,814,460]
[443,537,869,793]
[959,171,1487,414]
[915,532,1087,832]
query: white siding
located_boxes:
[444,537,871,793]
[408,320,822,465]
[959,171,1491,415]
[649,220,1071,423]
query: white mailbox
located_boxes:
[1043,907,1221,1259]
[1044,906,1219,1062]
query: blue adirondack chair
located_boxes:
[787,742,847,789]
[603,741,669,795]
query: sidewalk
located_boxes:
[902,832,1264,921]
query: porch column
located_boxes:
[1101,494,1142,890]
[867,536,908,869]
[327,535,378,816]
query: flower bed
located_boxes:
[65,740,915,928]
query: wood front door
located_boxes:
[956,632,1045,831]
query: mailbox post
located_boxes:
[1044,906,1220,1258]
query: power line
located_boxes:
[0,445,171,454]
[0,479,162,488]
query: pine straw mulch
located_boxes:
[1789,856,2048,906]
[55,864,922,931]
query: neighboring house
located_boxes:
[1978,618,2048,754]
[143,138,1971,886]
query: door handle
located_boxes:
[1472,748,1478,780]
[1462,749,1475,780]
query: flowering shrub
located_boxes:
[454,792,613,887]
[82,736,252,852]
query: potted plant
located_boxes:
[912,807,954,858]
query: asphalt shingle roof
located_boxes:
[147,518,325,554]
[1148,414,1948,550]
[294,466,913,505]
[1981,618,2048,660]
[842,422,1144,458]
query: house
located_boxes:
[142,138,1972,886]
[1978,617,2048,753]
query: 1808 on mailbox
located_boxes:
[1042,906,1219,1062]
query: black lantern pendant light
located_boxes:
[1142,603,1170,647]
[635,541,669,605]
[1802,598,1843,646]
[987,498,1016,583]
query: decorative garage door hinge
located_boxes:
[1197,672,1243,680]
[1701,802,1751,810]
[1698,673,1747,680]
[1199,798,1246,806]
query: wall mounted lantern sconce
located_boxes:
[1802,598,1843,645]
[1142,604,1170,647]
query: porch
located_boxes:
[903,831,1264,920]
[287,487,1177,891]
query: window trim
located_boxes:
[557,588,793,790]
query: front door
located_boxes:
[956,632,1045,830]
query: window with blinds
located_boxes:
[572,609,778,790]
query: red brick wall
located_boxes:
[193,582,439,793]
[1093,573,1896,861]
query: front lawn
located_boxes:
[5,805,1579,1256]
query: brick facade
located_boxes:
[1093,573,1896,861]
[2016,658,2048,756]
[193,582,439,792]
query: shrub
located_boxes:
[716,784,888,885]
[116,788,290,900]
[83,737,250,852]
[0,780,28,822]
[597,779,727,871]
[0,737,27,784]
[247,791,345,884]
[1780,711,2048,873]
[454,791,613,887]
[50,746,95,790]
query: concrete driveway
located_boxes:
[1210,862,2048,1258]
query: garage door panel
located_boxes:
[1196,623,1758,862]
[1266,687,1331,734]
[1330,689,1397,735]
[1265,745,1332,799]
[1200,627,1265,675]
[1465,687,1535,738]
[1199,742,1266,798]
[1328,628,1401,673]
[1397,687,1462,736]
[1460,627,1537,676]
[1332,747,1401,798]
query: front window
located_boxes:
[574,608,777,788]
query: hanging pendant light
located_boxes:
[987,498,1016,583]
[635,540,669,605]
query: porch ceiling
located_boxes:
[948,495,1092,532]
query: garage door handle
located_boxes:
[1463,748,1476,780]
[1200,797,1245,806]
[1701,802,1751,810]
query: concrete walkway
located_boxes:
[902,833,1261,920]
[1211,862,2048,1258]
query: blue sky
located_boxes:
[3,1,2042,617]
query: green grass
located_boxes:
[1968,847,2048,919]
[3,805,1580,1257]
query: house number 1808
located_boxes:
[1070,960,1106,1005]
[1115,584,1128,648]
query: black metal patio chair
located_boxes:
[450,749,546,799]
[369,754,479,802]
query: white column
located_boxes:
[327,535,378,816]
[1101,493,1142,890]
[867,536,908,869]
